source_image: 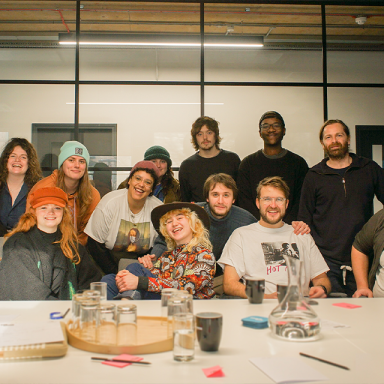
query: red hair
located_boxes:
[5,207,80,264]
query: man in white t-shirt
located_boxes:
[219,176,331,299]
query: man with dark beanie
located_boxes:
[237,111,308,224]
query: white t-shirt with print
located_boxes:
[85,189,162,255]
[218,222,329,295]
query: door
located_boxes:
[356,125,384,214]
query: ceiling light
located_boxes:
[355,16,367,25]
[59,33,263,48]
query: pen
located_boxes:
[91,357,151,365]
[62,308,70,319]
[299,352,350,371]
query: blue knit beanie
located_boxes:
[58,141,90,168]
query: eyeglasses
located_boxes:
[259,197,286,205]
[260,122,282,131]
[133,175,153,188]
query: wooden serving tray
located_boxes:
[66,316,173,355]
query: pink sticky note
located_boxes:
[202,365,225,378]
[333,302,362,309]
[102,354,143,368]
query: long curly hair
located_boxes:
[5,206,80,264]
[0,138,42,191]
[161,167,178,196]
[57,166,93,230]
[159,208,212,252]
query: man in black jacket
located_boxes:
[298,119,384,297]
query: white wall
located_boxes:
[0,47,384,170]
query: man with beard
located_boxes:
[237,111,308,224]
[298,119,384,296]
[179,116,240,203]
[151,173,308,278]
[219,176,330,299]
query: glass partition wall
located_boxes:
[0,1,383,196]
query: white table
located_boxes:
[1,298,382,384]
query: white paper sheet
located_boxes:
[0,315,18,324]
[250,356,328,384]
[0,321,64,348]
[321,319,350,330]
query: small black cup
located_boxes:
[196,312,223,352]
[277,284,288,303]
[245,279,265,304]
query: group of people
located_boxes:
[0,110,383,301]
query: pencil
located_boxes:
[299,352,350,371]
[91,357,151,365]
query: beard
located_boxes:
[199,141,216,151]
[324,141,349,160]
[259,208,285,226]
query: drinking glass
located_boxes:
[167,296,189,337]
[173,313,195,362]
[80,299,99,342]
[96,304,117,345]
[174,291,193,314]
[161,288,179,317]
[90,282,107,302]
[116,303,137,346]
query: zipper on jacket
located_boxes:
[342,178,346,197]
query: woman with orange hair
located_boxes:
[0,187,101,300]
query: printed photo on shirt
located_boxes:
[113,220,151,253]
[261,242,300,266]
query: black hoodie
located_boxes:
[298,153,384,265]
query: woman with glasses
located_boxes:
[0,138,42,236]
[118,146,181,203]
[85,161,163,274]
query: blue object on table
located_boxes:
[241,316,269,329]
[50,312,63,320]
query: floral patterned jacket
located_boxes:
[147,244,216,299]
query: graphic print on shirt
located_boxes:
[113,220,151,254]
[261,242,299,275]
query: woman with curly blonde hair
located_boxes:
[0,138,42,235]
[102,202,216,300]
[27,141,100,246]
[0,187,101,300]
